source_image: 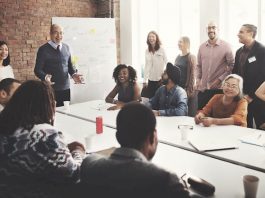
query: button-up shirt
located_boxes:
[147,85,188,116]
[48,40,62,50]
[144,47,167,82]
[196,39,234,91]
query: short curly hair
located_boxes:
[112,64,137,85]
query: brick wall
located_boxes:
[0,0,120,81]
[0,0,97,81]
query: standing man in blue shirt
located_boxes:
[34,24,83,107]
[146,62,188,116]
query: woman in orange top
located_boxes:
[194,74,247,127]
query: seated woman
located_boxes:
[0,80,85,197]
[105,64,141,110]
[194,74,247,127]
[255,81,265,130]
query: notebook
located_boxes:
[188,137,238,152]
[239,133,265,147]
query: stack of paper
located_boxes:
[188,137,238,152]
[239,133,265,147]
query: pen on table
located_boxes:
[204,147,238,152]
[257,134,262,139]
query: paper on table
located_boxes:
[188,136,238,152]
[239,133,265,147]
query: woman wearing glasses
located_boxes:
[194,74,247,127]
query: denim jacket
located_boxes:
[148,85,188,116]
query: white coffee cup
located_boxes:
[63,101,70,111]
[243,175,259,198]
[85,135,94,150]
[178,125,193,141]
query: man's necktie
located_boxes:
[56,45,60,53]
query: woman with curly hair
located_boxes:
[105,64,141,110]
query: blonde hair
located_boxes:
[180,36,190,50]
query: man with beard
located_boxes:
[146,62,188,116]
[233,24,265,129]
[196,21,234,110]
[79,103,190,198]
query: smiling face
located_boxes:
[178,38,185,51]
[148,33,157,46]
[207,22,218,40]
[118,68,129,84]
[50,25,63,44]
[0,44,8,62]
[222,78,240,98]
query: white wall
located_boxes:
[200,0,220,43]
[120,0,133,66]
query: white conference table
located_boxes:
[154,143,265,198]
[55,112,265,197]
[54,112,119,152]
[56,100,265,173]
[156,116,265,173]
[57,100,117,128]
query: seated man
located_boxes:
[79,103,190,198]
[0,78,20,111]
[146,62,188,116]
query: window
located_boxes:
[132,0,200,79]
[220,0,259,52]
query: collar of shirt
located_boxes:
[165,85,178,95]
[206,38,221,47]
[110,147,148,162]
[48,40,62,50]
[243,40,255,51]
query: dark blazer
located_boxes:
[79,148,190,198]
[233,41,265,98]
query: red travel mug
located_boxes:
[96,116,103,134]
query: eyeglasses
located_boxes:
[223,82,238,90]
[207,26,217,30]
[51,31,63,35]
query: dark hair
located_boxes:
[0,78,20,95]
[0,41,10,66]
[112,64,137,85]
[116,103,156,149]
[0,80,55,135]
[146,31,161,52]
[243,24,257,38]
[166,62,181,85]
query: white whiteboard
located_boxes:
[52,17,117,103]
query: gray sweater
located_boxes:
[34,43,76,91]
